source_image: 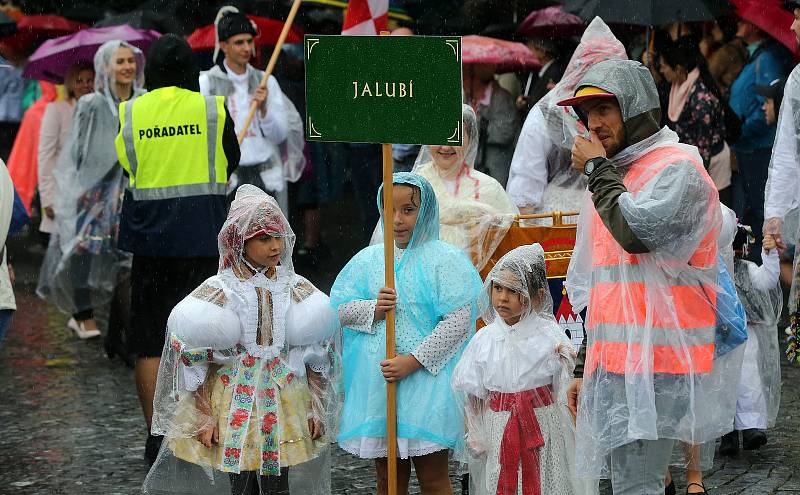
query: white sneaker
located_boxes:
[67,317,80,333]
[77,324,101,339]
[67,318,100,339]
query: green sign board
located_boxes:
[304,35,462,145]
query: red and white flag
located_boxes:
[342,0,389,35]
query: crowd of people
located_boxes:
[0,2,798,495]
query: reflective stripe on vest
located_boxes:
[116,87,227,201]
[586,146,718,375]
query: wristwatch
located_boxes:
[583,157,605,176]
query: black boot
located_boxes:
[144,434,163,466]
[719,430,739,456]
[665,479,676,495]
[742,428,767,450]
[461,473,469,495]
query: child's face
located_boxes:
[491,281,525,325]
[243,235,284,269]
[763,97,776,126]
[391,185,420,249]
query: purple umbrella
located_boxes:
[22,24,160,83]
[516,5,585,39]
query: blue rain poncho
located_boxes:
[330,172,483,457]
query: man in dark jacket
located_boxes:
[115,34,240,465]
[517,37,566,112]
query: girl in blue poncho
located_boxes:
[331,172,483,493]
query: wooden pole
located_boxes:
[237,0,302,144]
[382,142,398,495]
[378,30,398,495]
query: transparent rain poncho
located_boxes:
[452,244,596,495]
[145,185,340,494]
[733,251,783,429]
[37,40,145,316]
[565,60,745,478]
[372,105,517,271]
[331,172,483,460]
[507,17,627,215]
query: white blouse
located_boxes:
[169,268,335,391]
[452,314,574,398]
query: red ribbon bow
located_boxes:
[489,385,554,495]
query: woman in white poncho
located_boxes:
[506,17,627,216]
[371,105,517,270]
[37,40,145,339]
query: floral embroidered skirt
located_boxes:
[169,372,325,471]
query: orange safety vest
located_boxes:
[584,146,718,376]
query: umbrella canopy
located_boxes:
[0,15,87,56]
[733,0,799,56]
[563,0,731,26]
[187,14,304,51]
[462,35,540,72]
[22,25,160,83]
[516,5,586,39]
[94,10,184,35]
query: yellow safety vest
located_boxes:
[115,87,228,201]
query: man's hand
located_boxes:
[764,234,777,252]
[571,131,606,172]
[515,95,530,110]
[764,218,787,253]
[253,84,268,116]
[380,354,421,382]
[567,378,583,422]
[44,206,55,220]
[374,287,397,322]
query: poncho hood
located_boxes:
[572,59,661,153]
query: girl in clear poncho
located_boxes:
[331,173,483,493]
[452,244,593,495]
[718,226,783,455]
[146,185,339,495]
[37,40,145,339]
[372,106,517,271]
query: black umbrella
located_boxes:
[563,0,732,26]
[94,9,183,35]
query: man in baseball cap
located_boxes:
[562,59,740,495]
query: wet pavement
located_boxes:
[2,227,800,494]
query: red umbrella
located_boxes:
[516,5,586,39]
[187,15,303,51]
[462,35,541,73]
[0,15,87,56]
[732,0,799,56]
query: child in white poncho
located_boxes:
[719,226,783,455]
[452,243,592,495]
[145,185,339,495]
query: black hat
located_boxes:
[755,78,786,101]
[145,34,199,92]
[217,11,256,42]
